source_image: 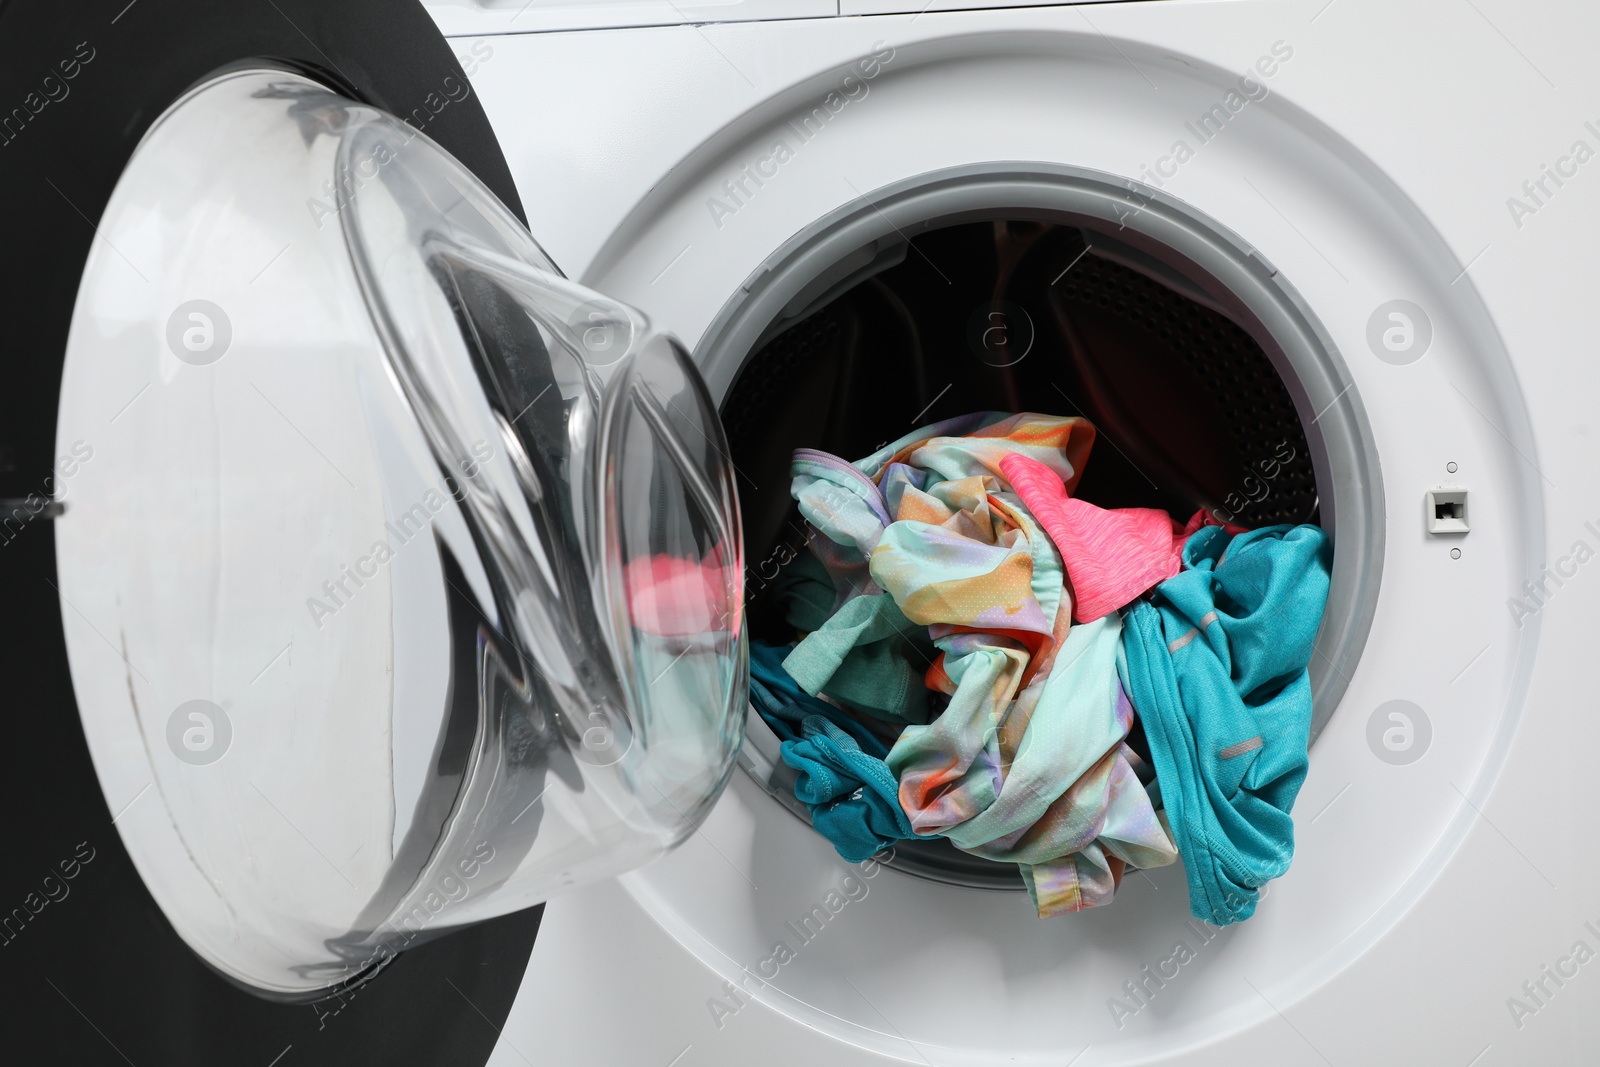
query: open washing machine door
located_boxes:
[53,67,746,1000]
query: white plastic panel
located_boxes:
[463,1,1600,1063]
[422,0,836,37]
[841,0,1138,17]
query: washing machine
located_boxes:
[5,0,1598,1064]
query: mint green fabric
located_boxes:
[779,567,933,724]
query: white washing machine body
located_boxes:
[416,2,1600,1064]
[33,1,1600,1063]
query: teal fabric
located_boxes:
[776,550,932,723]
[750,640,883,750]
[748,642,918,861]
[790,718,917,863]
[1120,523,1332,926]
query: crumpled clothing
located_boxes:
[888,612,1178,915]
[776,549,933,723]
[1001,452,1246,624]
[1001,452,1190,623]
[1120,523,1332,926]
[1017,685,1173,915]
[783,412,1091,722]
[789,446,898,609]
[784,412,1172,915]
[789,411,1097,611]
[861,410,1096,488]
[748,641,916,861]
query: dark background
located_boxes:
[0,1,542,1063]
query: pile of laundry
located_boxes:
[748,412,1331,925]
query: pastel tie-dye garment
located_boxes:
[790,413,1177,915]
[788,411,1095,611]
[781,410,1083,722]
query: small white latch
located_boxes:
[1426,488,1469,534]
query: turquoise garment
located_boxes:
[791,719,916,863]
[1120,523,1332,926]
[748,642,918,861]
[777,550,932,723]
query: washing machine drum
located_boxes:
[14,0,745,1026]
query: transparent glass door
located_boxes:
[55,69,745,998]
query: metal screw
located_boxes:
[1450,548,1461,559]
[1446,462,1458,473]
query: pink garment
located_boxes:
[1001,453,1223,624]
[623,551,738,637]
